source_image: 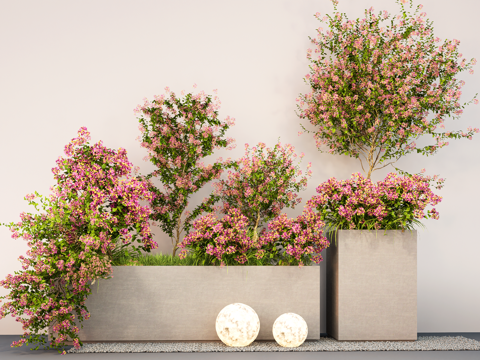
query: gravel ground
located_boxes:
[67,336,480,353]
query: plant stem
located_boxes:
[252,211,260,243]
[366,128,381,179]
[172,216,182,256]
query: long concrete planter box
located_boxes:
[326,230,417,341]
[73,266,320,341]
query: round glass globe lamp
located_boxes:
[272,313,308,347]
[215,303,260,347]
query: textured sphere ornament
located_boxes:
[215,303,260,347]
[272,313,308,347]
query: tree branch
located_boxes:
[372,158,399,171]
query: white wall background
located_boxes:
[1,0,479,334]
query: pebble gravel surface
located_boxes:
[68,336,480,353]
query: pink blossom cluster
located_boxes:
[179,207,329,266]
[135,87,236,255]
[261,208,330,266]
[306,172,442,230]
[297,0,478,178]
[178,208,255,265]
[0,127,156,352]
[52,128,156,250]
[213,142,311,239]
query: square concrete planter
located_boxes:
[71,266,320,342]
[326,230,417,341]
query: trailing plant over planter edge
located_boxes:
[0,128,156,353]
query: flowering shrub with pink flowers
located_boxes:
[297,0,479,179]
[306,172,442,231]
[0,128,156,353]
[136,86,236,256]
[178,209,265,265]
[213,142,311,242]
[179,208,329,266]
[260,208,330,266]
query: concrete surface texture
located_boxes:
[73,266,320,341]
[327,230,417,340]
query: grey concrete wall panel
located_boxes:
[77,266,320,341]
[326,230,417,341]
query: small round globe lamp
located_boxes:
[215,303,260,347]
[272,313,308,347]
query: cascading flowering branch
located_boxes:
[179,208,329,267]
[0,128,156,353]
[212,142,312,242]
[135,86,236,256]
[297,0,479,179]
[306,172,442,231]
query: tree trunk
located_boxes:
[366,138,377,179]
[172,216,182,256]
[366,166,373,179]
[252,211,261,243]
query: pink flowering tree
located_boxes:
[306,172,442,231]
[136,87,236,256]
[297,0,478,179]
[0,128,156,353]
[212,142,312,242]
